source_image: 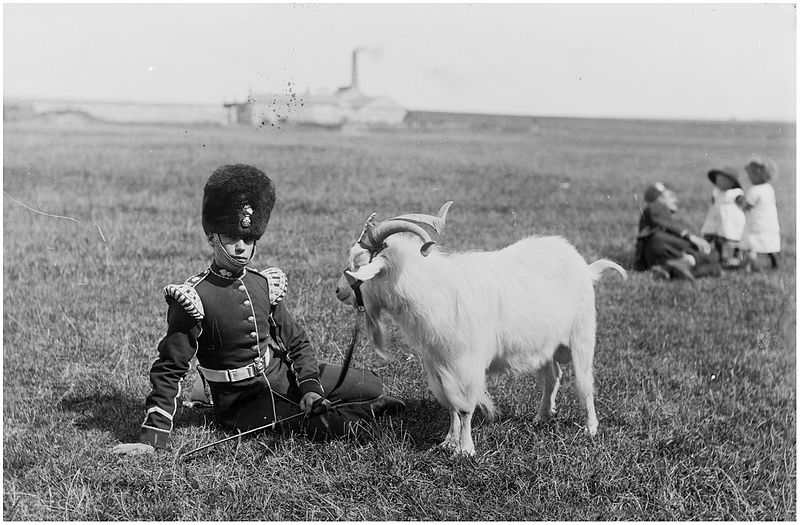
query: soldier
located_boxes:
[112,164,403,455]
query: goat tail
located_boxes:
[588,258,628,282]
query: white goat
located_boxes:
[335,202,626,455]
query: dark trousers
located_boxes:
[640,232,721,277]
[210,360,383,440]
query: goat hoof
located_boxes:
[438,438,458,450]
[451,447,476,457]
[536,411,556,424]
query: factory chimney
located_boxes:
[351,48,360,90]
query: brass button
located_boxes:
[251,345,259,352]
[250,332,257,339]
[238,285,246,292]
[247,316,255,323]
[243,300,251,307]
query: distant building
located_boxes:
[225,49,407,128]
[5,98,227,125]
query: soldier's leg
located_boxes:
[212,377,346,439]
[212,377,277,431]
[317,363,384,402]
[281,363,402,440]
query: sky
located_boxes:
[3,2,796,121]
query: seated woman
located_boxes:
[634,182,721,281]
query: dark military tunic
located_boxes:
[139,262,382,448]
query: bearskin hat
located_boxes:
[202,164,276,242]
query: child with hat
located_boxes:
[700,167,746,267]
[737,157,781,270]
[634,182,720,281]
[112,164,403,456]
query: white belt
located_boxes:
[197,355,268,383]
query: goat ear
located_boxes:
[346,257,386,281]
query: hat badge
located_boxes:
[241,204,253,228]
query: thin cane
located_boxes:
[181,310,363,459]
[180,411,306,459]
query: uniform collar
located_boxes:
[210,262,247,280]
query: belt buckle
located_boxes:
[253,356,265,374]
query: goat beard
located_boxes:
[365,311,395,361]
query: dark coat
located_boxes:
[634,201,720,277]
[634,201,694,271]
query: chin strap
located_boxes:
[211,233,256,269]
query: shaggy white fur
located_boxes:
[336,226,625,456]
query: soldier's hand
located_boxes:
[299,392,329,415]
[111,442,155,456]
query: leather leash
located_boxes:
[311,299,364,411]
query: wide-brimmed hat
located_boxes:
[707,167,742,189]
[202,164,276,242]
[643,181,673,203]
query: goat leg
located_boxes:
[535,359,562,423]
[455,408,476,456]
[439,407,461,450]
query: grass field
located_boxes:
[3,115,796,520]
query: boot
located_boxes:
[370,395,406,417]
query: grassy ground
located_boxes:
[3,117,796,520]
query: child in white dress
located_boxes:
[737,157,781,270]
[700,167,746,267]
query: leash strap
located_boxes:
[309,309,363,414]
[311,260,370,413]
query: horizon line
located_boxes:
[3,95,795,126]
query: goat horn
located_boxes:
[390,201,454,236]
[360,219,436,256]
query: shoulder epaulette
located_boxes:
[251,267,288,306]
[163,270,209,321]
